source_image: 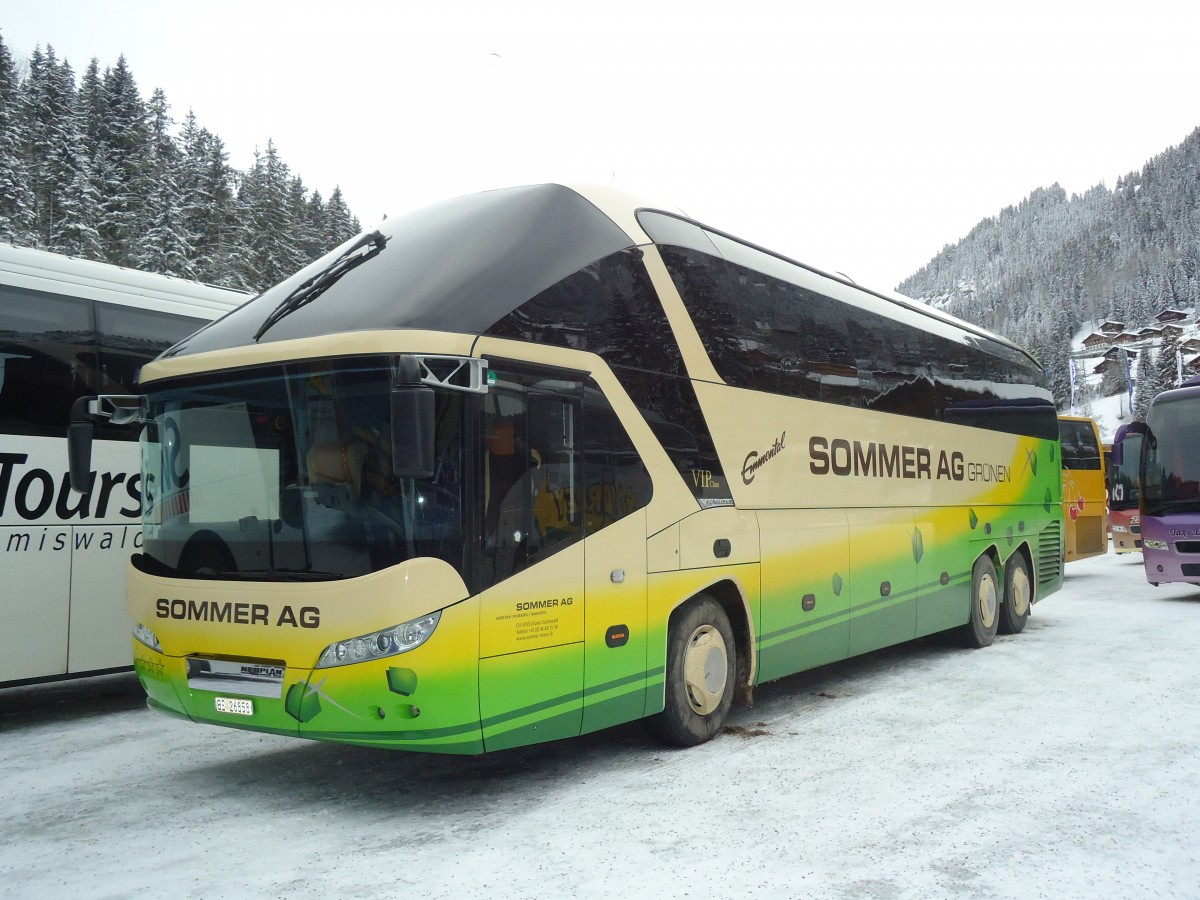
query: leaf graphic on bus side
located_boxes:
[912,527,924,563]
[832,573,844,596]
[969,509,979,530]
[387,667,418,697]
[1043,487,1054,512]
[285,682,322,723]
[1006,526,1014,547]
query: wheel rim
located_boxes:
[1010,565,1031,617]
[682,624,728,715]
[978,571,999,629]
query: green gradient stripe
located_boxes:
[758,571,973,649]
[294,667,666,744]
[481,666,664,730]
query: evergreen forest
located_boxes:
[0,34,361,293]
[899,126,1200,410]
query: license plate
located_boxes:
[215,697,254,716]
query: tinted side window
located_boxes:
[487,251,732,507]
[480,365,652,590]
[0,287,208,440]
[488,250,686,379]
[656,244,1056,440]
[0,286,96,438]
[656,245,862,406]
[97,303,203,383]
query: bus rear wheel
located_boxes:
[999,553,1032,635]
[959,556,999,648]
[650,595,735,747]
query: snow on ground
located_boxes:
[1088,391,1133,445]
[3,550,1200,900]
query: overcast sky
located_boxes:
[5,0,1199,291]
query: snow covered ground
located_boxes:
[3,550,1199,899]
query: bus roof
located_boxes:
[156,183,1038,369]
[0,242,249,320]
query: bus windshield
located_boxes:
[1108,431,1142,511]
[139,357,465,582]
[1144,396,1200,516]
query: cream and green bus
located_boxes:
[70,184,1064,752]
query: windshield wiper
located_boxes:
[253,230,389,341]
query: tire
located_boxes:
[958,556,1000,648]
[998,553,1032,635]
[649,595,736,747]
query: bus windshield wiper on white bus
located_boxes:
[253,230,389,341]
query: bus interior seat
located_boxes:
[307,442,367,507]
[484,420,521,541]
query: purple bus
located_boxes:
[1115,375,1200,587]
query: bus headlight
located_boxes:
[134,622,163,653]
[1144,539,1169,551]
[315,611,441,669]
[1111,525,1129,533]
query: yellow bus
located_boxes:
[1058,415,1108,562]
[70,184,1064,752]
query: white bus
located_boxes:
[0,244,248,686]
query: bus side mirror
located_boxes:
[390,386,436,479]
[68,396,96,493]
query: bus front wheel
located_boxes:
[959,556,999,648]
[650,596,735,747]
[999,553,1032,635]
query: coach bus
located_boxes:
[1058,415,1108,562]
[1114,375,1200,586]
[1,244,247,686]
[1107,426,1142,553]
[70,184,1064,751]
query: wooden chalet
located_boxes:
[1155,309,1190,323]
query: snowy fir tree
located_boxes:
[0,34,362,290]
[1157,330,1185,391]
[901,127,1200,408]
[0,33,36,244]
[1133,349,1166,419]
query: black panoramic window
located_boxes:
[165,184,637,356]
[643,212,1056,441]
[486,250,732,508]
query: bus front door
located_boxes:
[477,388,586,751]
